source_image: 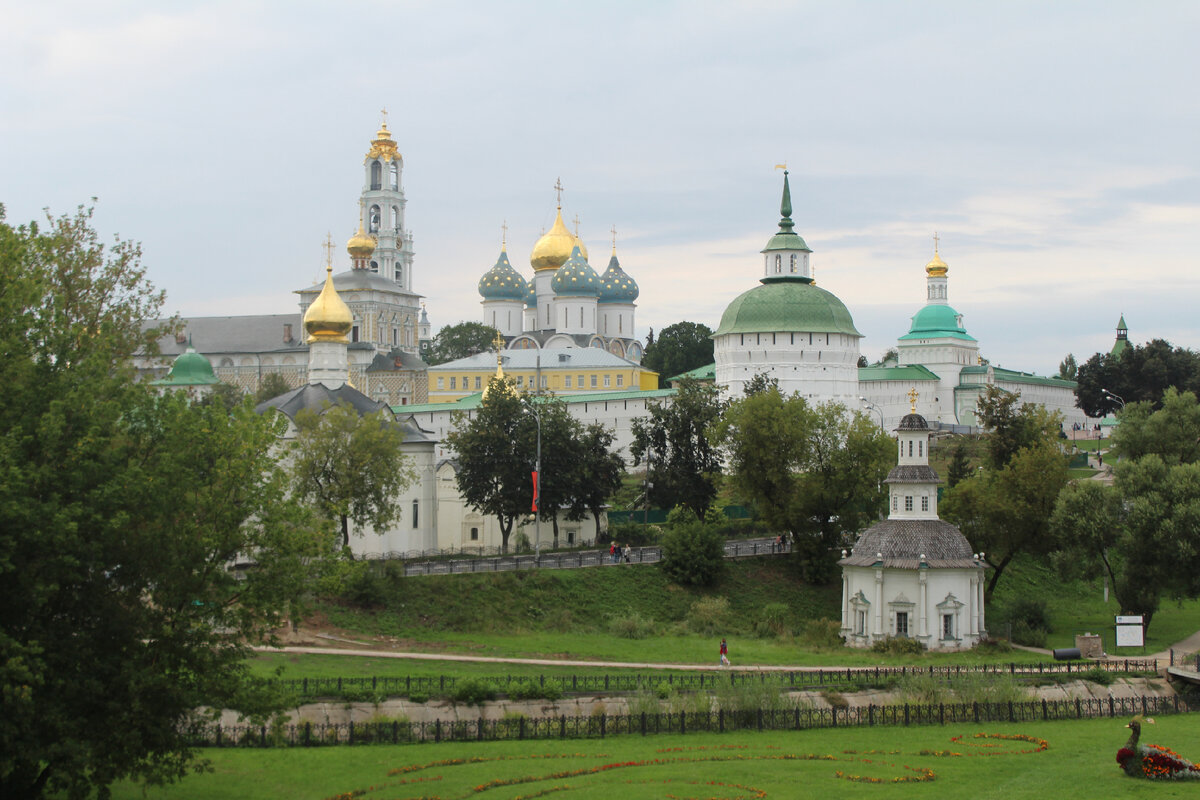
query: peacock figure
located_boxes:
[1116,717,1200,780]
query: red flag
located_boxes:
[531,470,539,512]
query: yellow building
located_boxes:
[427,348,658,403]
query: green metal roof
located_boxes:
[898,303,976,342]
[667,363,716,383]
[713,279,861,337]
[857,364,942,382]
[150,347,220,386]
[990,367,1076,389]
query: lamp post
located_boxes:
[859,396,884,430]
[533,351,542,563]
[1102,388,1125,411]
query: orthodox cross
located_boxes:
[774,162,787,171]
[380,107,389,127]
[933,231,940,254]
[501,220,508,249]
[611,224,618,254]
[572,214,581,236]
[554,177,563,207]
[322,233,335,267]
[907,387,919,413]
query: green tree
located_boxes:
[1057,353,1078,380]
[424,321,499,365]
[445,378,536,551]
[530,397,589,542]
[0,205,329,799]
[640,321,714,380]
[199,379,245,411]
[629,378,725,518]
[712,389,892,581]
[1052,456,1200,634]
[1074,339,1200,417]
[975,385,1064,469]
[659,506,726,587]
[254,371,293,404]
[1111,388,1200,465]
[742,372,779,396]
[574,422,626,540]
[945,442,973,488]
[289,402,415,550]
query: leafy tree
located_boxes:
[712,389,892,581]
[1074,339,1200,417]
[857,354,868,367]
[199,380,245,411]
[530,397,589,542]
[629,378,725,518]
[574,422,626,539]
[0,205,328,799]
[946,442,973,488]
[876,347,898,366]
[1111,388,1200,465]
[641,321,714,381]
[254,371,293,404]
[425,321,499,366]
[941,387,1069,597]
[659,506,726,587]
[1057,353,1078,380]
[1052,456,1200,634]
[290,402,415,550]
[743,372,779,396]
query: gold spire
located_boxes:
[570,213,589,261]
[366,110,401,162]
[925,232,948,276]
[501,220,508,251]
[907,387,919,413]
[303,235,353,343]
[611,224,618,256]
[531,180,576,271]
[481,331,514,402]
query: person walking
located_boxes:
[623,543,632,563]
[719,637,730,667]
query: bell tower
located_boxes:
[361,110,415,290]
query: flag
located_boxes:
[531,470,539,512]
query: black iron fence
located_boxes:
[188,693,1196,748]
[271,659,1160,701]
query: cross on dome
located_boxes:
[554,177,563,208]
[907,387,919,412]
[322,233,335,267]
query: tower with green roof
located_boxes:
[1111,315,1129,357]
[712,170,863,401]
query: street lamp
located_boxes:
[859,396,884,430]
[1102,388,1125,410]
[532,351,542,563]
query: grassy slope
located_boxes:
[107,716,1200,800]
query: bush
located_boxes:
[609,610,656,639]
[800,618,845,650]
[1008,598,1052,633]
[406,690,429,704]
[606,521,661,547]
[1010,620,1047,648]
[972,637,1014,655]
[754,603,790,638]
[1081,667,1116,687]
[659,507,726,587]
[686,596,730,636]
[870,636,926,656]
[507,679,562,701]
[449,678,497,705]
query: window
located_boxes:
[904,496,913,511]
[603,374,611,387]
[540,375,547,389]
[942,614,954,639]
[616,374,624,387]
[470,527,479,541]
[590,375,597,388]
[474,376,481,390]
[566,530,576,545]
[895,611,909,637]
[855,610,866,635]
[578,375,584,387]
[774,254,781,272]
[450,377,456,390]
[908,441,913,457]
[351,325,359,343]
[921,496,929,512]
[437,376,444,390]
[370,161,382,190]
[517,375,524,387]
[411,500,419,528]
[565,375,572,388]
[892,496,898,511]
[918,441,923,458]
[389,163,398,190]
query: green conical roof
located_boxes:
[761,171,811,254]
[898,304,976,342]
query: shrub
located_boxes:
[897,672,951,705]
[800,618,844,650]
[973,636,1014,655]
[820,689,849,709]
[607,521,661,547]
[1010,620,1047,648]
[449,678,497,705]
[1008,598,1052,633]
[754,603,790,638]
[609,610,656,639]
[687,596,730,636]
[659,507,726,587]
[406,690,429,704]
[1081,667,1115,687]
[626,688,664,717]
[870,636,926,656]
[507,679,562,701]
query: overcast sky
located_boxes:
[3,1,1197,376]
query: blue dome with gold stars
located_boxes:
[598,252,639,304]
[478,248,528,300]
[551,246,601,297]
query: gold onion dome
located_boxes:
[303,266,353,343]
[347,224,377,259]
[925,251,948,277]
[530,207,576,271]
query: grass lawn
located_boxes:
[106,715,1200,800]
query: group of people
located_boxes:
[608,542,632,564]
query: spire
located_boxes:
[778,170,794,231]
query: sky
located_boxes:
[3,1,1198,376]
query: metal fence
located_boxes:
[389,537,790,576]
[188,693,1196,748]
[270,659,1160,701]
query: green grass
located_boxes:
[1067,467,1100,479]
[106,716,1200,800]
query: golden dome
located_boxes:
[347,224,377,259]
[925,252,948,277]
[530,208,575,271]
[303,266,353,343]
[366,121,401,163]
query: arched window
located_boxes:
[370,161,382,190]
[775,254,782,273]
[790,254,797,272]
[389,162,398,190]
[392,206,400,230]
[369,205,381,232]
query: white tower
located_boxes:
[361,113,415,290]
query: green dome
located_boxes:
[152,347,220,386]
[598,253,639,303]
[551,246,601,298]
[478,248,528,300]
[713,276,862,337]
[898,304,976,342]
[524,277,537,308]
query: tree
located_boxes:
[529,397,589,541]
[1074,339,1200,417]
[1111,388,1200,465]
[0,205,329,799]
[743,372,779,396]
[712,389,892,581]
[659,506,726,587]
[629,378,725,518]
[573,422,626,539]
[945,442,973,488]
[290,402,415,550]
[445,378,536,551]
[940,387,1069,597]
[199,380,245,411]
[424,321,499,365]
[1057,353,1078,380]
[640,321,714,380]
[254,371,292,404]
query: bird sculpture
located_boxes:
[1116,717,1200,780]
